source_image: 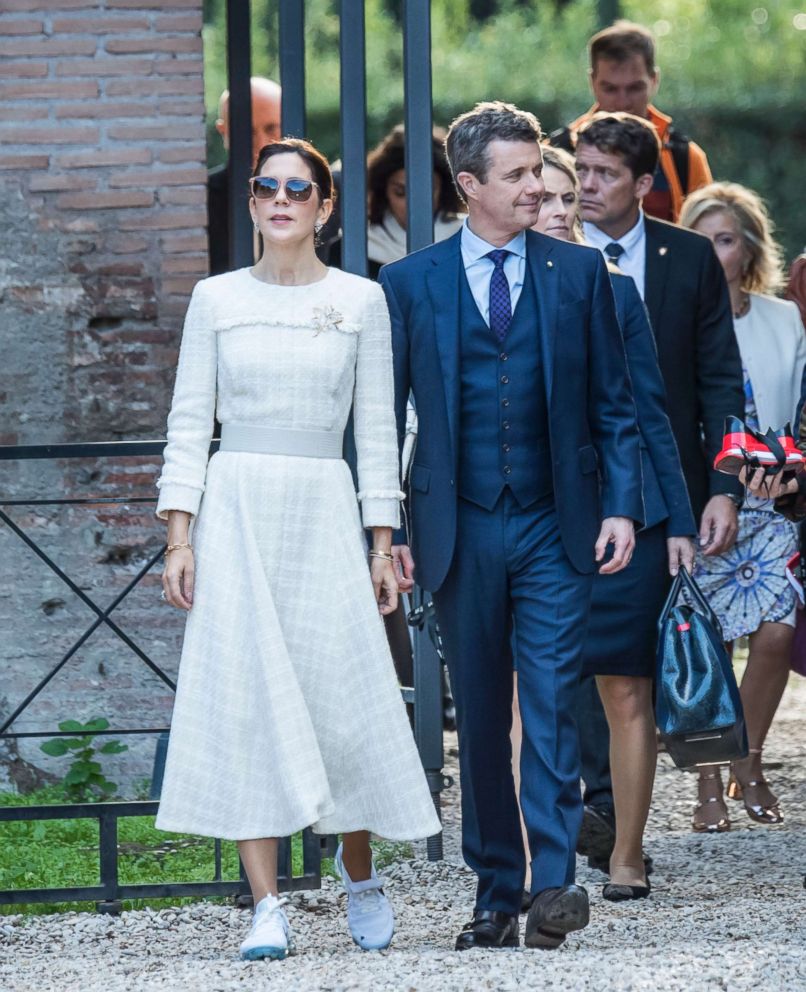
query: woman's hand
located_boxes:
[162,547,195,610]
[370,556,399,616]
[667,536,696,576]
[739,465,799,501]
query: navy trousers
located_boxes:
[432,492,594,915]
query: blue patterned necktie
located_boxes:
[604,242,625,267]
[486,249,512,343]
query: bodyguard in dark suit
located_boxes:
[379,103,643,950]
[574,112,744,867]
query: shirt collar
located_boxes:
[461,218,526,263]
[583,210,645,257]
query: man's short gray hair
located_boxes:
[445,101,543,188]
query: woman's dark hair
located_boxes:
[252,138,334,203]
[366,124,462,225]
[575,112,661,181]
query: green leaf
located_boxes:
[100,781,118,794]
[64,767,90,785]
[99,741,128,754]
[62,738,86,751]
[58,720,86,733]
[84,718,110,732]
[39,740,69,757]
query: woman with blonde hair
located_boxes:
[680,181,806,832]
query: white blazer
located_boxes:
[735,294,806,431]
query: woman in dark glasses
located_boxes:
[154,138,439,960]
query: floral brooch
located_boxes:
[312,305,344,335]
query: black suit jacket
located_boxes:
[642,216,744,519]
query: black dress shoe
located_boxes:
[524,884,589,949]
[576,804,616,862]
[587,851,654,876]
[455,910,520,951]
[602,878,651,901]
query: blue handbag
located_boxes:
[655,568,748,769]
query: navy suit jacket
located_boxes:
[611,271,696,538]
[379,229,644,593]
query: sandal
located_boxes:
[727,749,783,825]
[692,769,730,833]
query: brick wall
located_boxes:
[0,0,208,789]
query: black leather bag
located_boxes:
[655,568,748,768]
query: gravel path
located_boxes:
[2,672,805,991]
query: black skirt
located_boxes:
[581,523,671,678]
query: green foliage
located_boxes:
[201,0,806,259]
[39,719,128,804]
[0,785,413,916]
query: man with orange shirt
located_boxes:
[550,20,711,222]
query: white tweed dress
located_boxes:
[154,266,440,842]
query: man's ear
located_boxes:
[650,67,660,99]
[635,172,654,201]
[455,171,477,203]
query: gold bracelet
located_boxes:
[165,543,193,555]
[368,550,394,562]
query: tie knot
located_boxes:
[486,249,510,269]
[604,242,625,264]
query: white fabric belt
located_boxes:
[219,423,344,459]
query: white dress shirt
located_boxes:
[460,219,526,324]
[583,212,647,299]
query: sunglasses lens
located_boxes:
[253,177,279,199]
[286,179,313,202]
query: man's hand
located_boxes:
[699,494,738,556]
[392,544,415,593]
[667,536,696,576]
[595,517,635,575]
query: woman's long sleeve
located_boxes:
[156,284,217,520]
[353,283,404,529]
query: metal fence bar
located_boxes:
[225,0,254,268]
[339,0,368,277]
[0,802,319,909]
[279,0,306,138]
[403,0,434,253]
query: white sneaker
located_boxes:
[335,842,394,951]
[239,893,293,961]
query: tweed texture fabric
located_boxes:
[154,267,440,841]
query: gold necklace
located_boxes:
[733,294,750,319]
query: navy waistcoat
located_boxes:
[457,263,552,510]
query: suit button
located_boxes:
[502,421,510,430]
[502,398,510,407]
[501,375,509,384]
[499,352,508,361]
[503,443,511,452]
[503,465,512,474]
[450,479,454,486]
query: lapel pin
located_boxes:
[547,260,554,268]
[659,246,668,256]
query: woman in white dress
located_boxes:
[157,138,440,959]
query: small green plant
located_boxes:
[39,719,128,803]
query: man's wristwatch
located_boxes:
[721,493,743,508]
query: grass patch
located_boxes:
[0,788,413,916]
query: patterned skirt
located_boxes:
[692,506,798,642]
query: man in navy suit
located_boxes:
[379,102,643,950]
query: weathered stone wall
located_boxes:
[0,0,208,791]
